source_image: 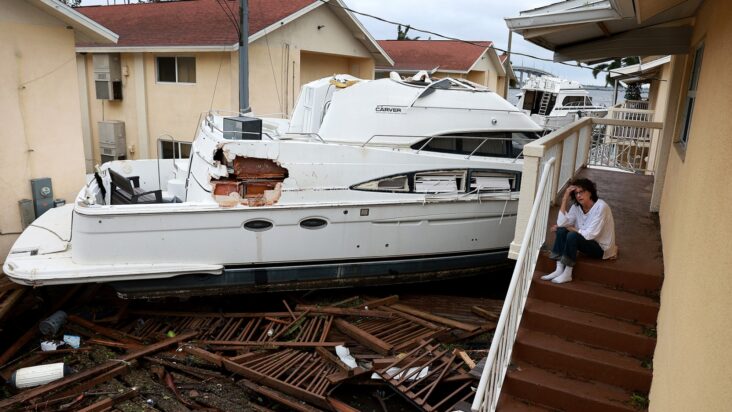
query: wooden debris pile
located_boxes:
[0,294,501,411]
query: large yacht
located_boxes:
[518,75,608,131]
[3,74,542,297]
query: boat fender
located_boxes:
[8,363,73,389]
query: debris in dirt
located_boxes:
[0,290,501,411]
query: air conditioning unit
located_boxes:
[98,120,126,163]
[93,53,123,100]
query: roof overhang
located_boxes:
[31,0,118,44]
[505,0,703,63]
[76,44,238,53]
[248,0,393,67]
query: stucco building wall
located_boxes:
[651,0,732,409]
[0,1,88,258]
[81,3,376,161]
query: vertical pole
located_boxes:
[504,30,513,98]
[613,79,619,106]
[239,0,250,113]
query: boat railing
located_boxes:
[471,158,555,412]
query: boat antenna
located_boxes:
[239,0,251,114]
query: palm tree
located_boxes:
[397,24,420,41]
[591,57,640,86]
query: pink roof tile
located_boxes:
[376,40,493,72]
[77,0,317,48]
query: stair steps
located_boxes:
[497,252,660,411]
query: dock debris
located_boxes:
[0,292,501,411]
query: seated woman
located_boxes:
[541,178,617,284]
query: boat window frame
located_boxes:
[350,168,522,195]
[410,131,540,159]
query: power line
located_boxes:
[319,0,627,77]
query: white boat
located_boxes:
[3,74,542,297]
[517,75,608,131]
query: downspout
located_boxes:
[239,0,251,113]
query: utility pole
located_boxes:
[239,0,250,113]
[504,30,512,98]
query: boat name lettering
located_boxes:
[375,105,406,114]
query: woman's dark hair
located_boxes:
[570,178,598,204]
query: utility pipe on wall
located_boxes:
[239,0,250,113]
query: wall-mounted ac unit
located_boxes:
[93,53,123,100]
[98,120,126,163]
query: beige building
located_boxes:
[375,40,512,97]
[507,0,732,410]
[75,0,392,165]
[0,0,117,259]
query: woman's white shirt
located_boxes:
[557,199,617,259]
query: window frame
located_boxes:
[159,140,192,159]
[678,42,704,150]
[155,56,196,84]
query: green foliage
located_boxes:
[625,83,643,100]
[397,24,420,41]
[591,57,640,86]
[630,392,650,409]
[61,0,81,7]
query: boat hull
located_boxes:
[110,249,513,299]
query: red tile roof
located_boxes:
[376,40,493,72]
[77,0,317,48]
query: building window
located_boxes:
[679,43,704,148]
[156,56,196,83]
[159,140,191,159]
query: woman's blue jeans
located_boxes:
[550,227,604,267]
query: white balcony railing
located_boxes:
[471,114,663,411]
[471,158,555,412]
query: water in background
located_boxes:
[507,87,623,108]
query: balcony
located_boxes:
[473,104,665,411]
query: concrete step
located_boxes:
[503,362,643,412]
[514,330,653,392]
[522,298,656,358]
[497,394,559,411]
[530,272,659,325]
[536,253,662,294]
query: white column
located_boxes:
[76,54,94,172]
[133,53,150,159]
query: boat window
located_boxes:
[353,175,409,192]
[414,171,466,193]
[412,133,528,158]
[561,96,585,106]
[243,220,274,231]
[470,171,518,193]
[300,218,328,230]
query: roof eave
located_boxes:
[505,0,635,31]
[76,44,239,53]
[33,0,118,44]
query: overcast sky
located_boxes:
[78,0,607,85]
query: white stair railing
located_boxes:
[471,157,556,412]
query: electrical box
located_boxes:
[98,120,126,163]
[223,116,262,140]
[30,178,54,219]
[93,53,123,100]
[18,199,35,229]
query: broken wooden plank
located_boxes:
[453,349,476,369]
[389,304,480,332]
[0,331,196,408]
[329,296,361,308]
[362,295,399,309]
[68,314,143,345]
[333,319,393,355]
[327,397,361,412]
[240,380,324,412]
[76,387,139,412]
[199,341,345,348]
[295,305,392,319]
[471,305,500,322]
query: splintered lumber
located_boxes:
[361,295,399,309]
[240,380,324,412]
[76,387,139,412]
[328,397,361,412]
[471,305,500,322]
[333,319,393,355]
[389,304,480,332]
[453,349,476,369]
[0,331,197,408]
[329,295,361,308]
[295,305,392,319]
[42,362,136,400]
[68,314,143,345]
[200,341,345,348]
[0,326,38,368]
[184,346,335,409]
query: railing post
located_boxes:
[509,155,540,260]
